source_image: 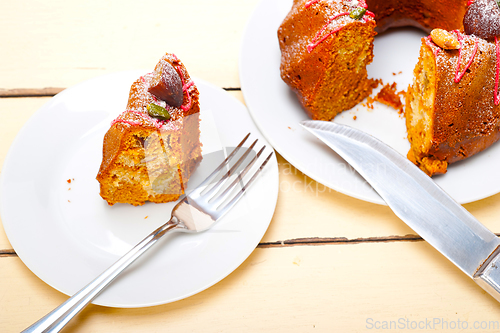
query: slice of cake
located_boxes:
[96,53,202,206]
[406,25,500,176]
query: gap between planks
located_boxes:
[0,249,17,257]
[0,87,241,98]
[6,234,500,255]
[1,88,489,251]
[257,234,424,248]
[0,86,241,256]
[0,235,425,257]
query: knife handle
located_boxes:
[474,250,500,302]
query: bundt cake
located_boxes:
[406,0,500,176]
[96,53,202,206]
[278,0,469,121]
[279,0,500,176]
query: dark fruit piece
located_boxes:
[148,60,184,107]
[464,0,500,39]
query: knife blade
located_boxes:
[301,120,500,302]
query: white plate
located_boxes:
[0,71,279,307]
[240,0,500,205]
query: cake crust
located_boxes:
[277,0,495,176]
[277,0,469,122]
[96,53,202,206]
[278,0,377,121]
[366,0,468,33]
[406,33,500,175]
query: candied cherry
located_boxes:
[463,0,500,39]
[148,60,183,107]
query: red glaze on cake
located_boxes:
[278,0,470,121]
[278,0,377,121]
[279,0,500,176]
[97,53,202,206]
[406,26,500,176]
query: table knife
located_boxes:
[301,120,500,302]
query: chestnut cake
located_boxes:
[279,0,500,176]
[96,53,202,206]
[278,0,469,121]
[278,0,377,121]
[406,0,500,175]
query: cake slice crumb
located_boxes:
[374,82,404,114]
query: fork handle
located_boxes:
[22,218,180,333]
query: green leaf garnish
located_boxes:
[147,103,171,121]
[349,7,366,20]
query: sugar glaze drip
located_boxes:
[453,31,479,83]
[305,0,374,53]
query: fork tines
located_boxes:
[190,133,273,218]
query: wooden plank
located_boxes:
[3,0,500,332]
[2,96,500,250]
[2,242,500,333]
[0,92,243,250]
[0,97,52,250]
[262,153,500,243]
[0,0,261,90]
[0,97,50,169]
[0,88,64,97]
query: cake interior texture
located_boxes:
[278,0,377,121]
[310,23,377,121]
[97,53,202,206]
[98,114,201,206]
[406,34,500,175]
[406,44,445,175]
[278,0,500,176]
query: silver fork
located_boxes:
[23,133,273,333]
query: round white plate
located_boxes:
[0,71,279,307]
[240,0,500,205]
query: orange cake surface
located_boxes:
[278,0,500,176]
[97,53,202,206]
[406,29,500,176]
[278,0,469,122]
[366,0,468,33]
[278,0,377,121]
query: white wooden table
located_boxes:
[2,1,500,332]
